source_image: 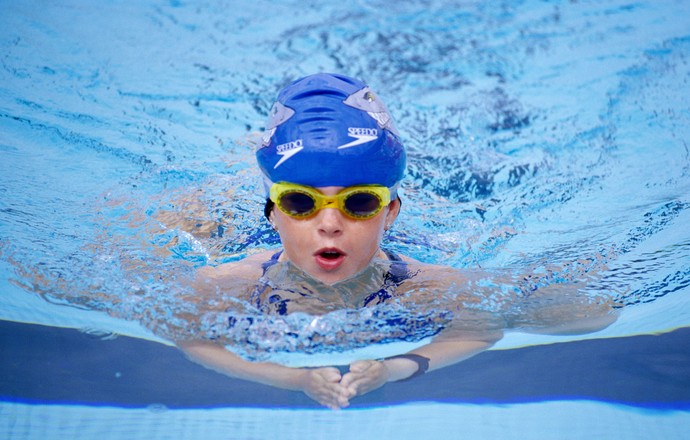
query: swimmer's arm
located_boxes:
[176,340,302,387]
[519,310,618,335]
[387,337,500,380]
[176,340,350,409]
[507,282,619,336]
[341,332,502,395]
[195,251,274,284]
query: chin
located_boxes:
[314,273,347,285]
[306,267,349,285]
[316,265,368,285]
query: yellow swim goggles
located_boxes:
[269,182,391,220]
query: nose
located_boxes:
[316,207,344,236]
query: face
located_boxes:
[271,186,400,285]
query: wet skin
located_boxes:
[270,186,401,285]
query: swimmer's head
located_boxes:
[256,73,406,196]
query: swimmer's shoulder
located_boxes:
[394,253,444,274]
[197,249,279,282]
[394,253,479,289]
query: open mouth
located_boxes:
[319,250,342,260]
[314,248,346,271]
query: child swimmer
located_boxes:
[177,73,615,409]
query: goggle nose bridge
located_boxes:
[322,198,339,208]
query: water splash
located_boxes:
[1,0,689,357]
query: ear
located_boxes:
[385,197,401,228]
[264,199,276,223]
[268,210,278,230]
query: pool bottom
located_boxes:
[1,320,688,410]
[2,400,689,440]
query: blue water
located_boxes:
[1,0,690,438]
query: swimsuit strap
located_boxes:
[249,250,284,311]
[262,250,283,270]
[362,249,416,307]
[382,249,413,285]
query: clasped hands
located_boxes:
[299,360,391,410]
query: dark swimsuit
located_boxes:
[249,249,415,315]
[219,250,449,356]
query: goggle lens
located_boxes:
[280,191,316,217]
[343,192,381,217]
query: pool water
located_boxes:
[1,0,690,438]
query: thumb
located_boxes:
[349,359,375,373]
[319,367,343,382]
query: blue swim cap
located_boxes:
[256,73,406,194]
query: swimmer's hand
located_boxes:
[340,357,418,397]
[340,360,389,397]
[297,367,352,410]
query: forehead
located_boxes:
[277,183,360,195]
[310,186,344,195]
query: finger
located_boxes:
[312,367,342,383]
[323,398,349,411]
[344,376,369,394]
[317,384,351,409]
[348,360,374,373]
[341,372,371,393]
[343,367,387,396]
[340,372,359,388]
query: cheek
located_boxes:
[354,218,387,243]
[273,210,294,232]
[274,214,311,249]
